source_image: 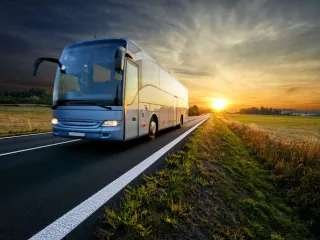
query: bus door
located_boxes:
[125,60,139,140]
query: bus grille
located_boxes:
[59,120,101,128]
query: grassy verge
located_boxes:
[0,106,51,136]
[95,116,315,239]
[223,115,320,236]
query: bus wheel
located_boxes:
[148,117,157,140]
[177,115,183,128]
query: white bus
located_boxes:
[33,38,189,141]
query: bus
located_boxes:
[33,38,188,141]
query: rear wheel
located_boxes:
[148,117,157,140]
[177,115,183,128]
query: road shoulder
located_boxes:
[95,116,315,240]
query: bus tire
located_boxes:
[148,116,157,140]
[177,115,183,128]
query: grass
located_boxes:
[95,115,316,240]
[227,114,320,141]
[0,106,52,136]
[223,115,320,236]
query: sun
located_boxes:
[212,98,227,111]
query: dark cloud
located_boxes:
[286,87,300,93]
[0,33,31,54]
[0,0,319,109]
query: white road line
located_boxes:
[29,116,209,240]
[0,132,52,140]
[0,140,81,157]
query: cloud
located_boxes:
[286,87,303,93]
[0,0,320,109]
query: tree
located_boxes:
[239,106,281,115]
[188,105,200,116]
[0,88,52,105]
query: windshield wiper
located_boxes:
[52,100,112,110]
[52,100,69,109]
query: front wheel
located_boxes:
[148,117,157,140]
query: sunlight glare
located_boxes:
[212,98,227,111]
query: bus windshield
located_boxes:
[53,41,125,106]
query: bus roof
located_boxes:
[65,37,154,60]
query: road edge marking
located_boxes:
[29,116,210,240]
[0,132,52,140]
[0,139,81,157]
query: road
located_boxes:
[0,116,207,240]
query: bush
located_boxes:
[0,88,52,105]
[188,105,200,116]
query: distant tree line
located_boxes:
[0,88,52,105]
[188,105,200,116]
[188,105,212,116]
[239,106,281,115]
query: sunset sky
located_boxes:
[0,0,319,110]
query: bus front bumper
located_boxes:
[52,126,124,141]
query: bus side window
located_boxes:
[128,42,141,54]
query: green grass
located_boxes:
[96,116,315,239]
[227,114,320,141]
[0,106,52,136]
[224,115,320,237]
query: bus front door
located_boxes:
[124,60,139,140]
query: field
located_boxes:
[227,114,320,141]
[96,115,319,239]
[0,105,52,136]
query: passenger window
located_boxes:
[125,61,138,105]
[128,42,141,54]
[141,60,159,87]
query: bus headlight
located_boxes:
[101,120,120,127]
[51,118,59,125]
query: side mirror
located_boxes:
[114,47,126,71]
[114,47,135,71]
[33,57,65,76]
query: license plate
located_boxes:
[69,132,85,137]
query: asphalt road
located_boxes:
[0,115,207,240]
